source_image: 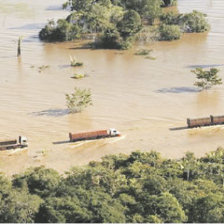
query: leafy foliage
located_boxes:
[65,87,92,113]
[181,10,210,33]
[192,67,222,89]
[39,0,209,48]
[159,24,182,41]
[3,148,224,222]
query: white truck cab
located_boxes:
[19,136,28,147]
[109,128,121,136]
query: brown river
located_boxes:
[0,0,224,175]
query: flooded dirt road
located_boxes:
[0,0,224,175]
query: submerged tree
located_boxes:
[65,88,92,113]
[192,67,222,89]
[17,36,23,57]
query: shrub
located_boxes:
[159,24,182,41]
[39,19,81,42]
[96,27,123,49]
[72,73,86,79]
[65,88,92,113]
[192,67,222,89]
[135,49,152,56]
[160,11,182,25]
[181,10,210,33]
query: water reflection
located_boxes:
[196,90,220,110]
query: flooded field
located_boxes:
[0,0,224,175]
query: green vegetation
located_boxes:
[159,10,209,40]
[192,67,222,89]
[72,73,86,79]
[159,24,182,40]
[65,87,92,113]
[70,56,83,67]
[2,148,224,222]
[30,65,50,73]
[39,0,209,48]
[181,10,210,33]
[135,49,152,56]
[134,49,156,60]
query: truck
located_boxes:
[0,136,28,150]
[69,128,121,142]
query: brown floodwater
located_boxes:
[0,0,224,175]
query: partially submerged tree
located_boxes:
[159,24,182,41]
[65,88,92,113]
[192,67,222,89]
[17,36,23,57]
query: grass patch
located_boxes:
[135,49,152,56]
[145,56,156,60]
[30,65,50,73]
[71,73,86,79]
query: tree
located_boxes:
[65,88,92,113]
[189,193,224,223]
[192,67,222,89]
[117,9,142,40]
[1,191,42,223]
[13,166,61,198]
[123,0,163,24]
[153,192,187,223]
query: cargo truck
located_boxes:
[0,136,28,150]
[187,115,224,128]
[69,128,120,142]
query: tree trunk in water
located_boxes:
[17,37,21,57]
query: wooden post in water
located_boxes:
[17,36,22,57]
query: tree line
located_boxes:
[1,148,224,222]
[39,0,209,49]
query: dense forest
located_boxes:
[39,0,209,49]
[1,148,224,222]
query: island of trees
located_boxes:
[1,148,224,222]
[39,0,210,49]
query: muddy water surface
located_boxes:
[0,0,224,175]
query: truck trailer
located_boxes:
[0,136,28,150]
[69,128,120,142]
[187,115,224,128]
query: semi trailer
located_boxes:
[187,115,224,128]
[69,128,120,142]
[0,136,28,150]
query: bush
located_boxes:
[135,49,152,56]
[192,67,222,89]
[159,24,182,41]
[72,73,86,79]
[39,19,81,42]
[181,10,210,33]
[96,28,123,49]
[65,88,92,113]
[160,11,181,25]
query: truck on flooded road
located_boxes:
[69,128,121,142]
[0,136,28,150]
